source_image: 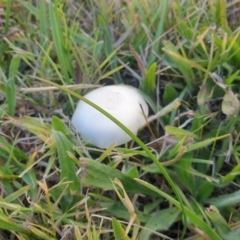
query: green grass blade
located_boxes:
[148,0,168,66]
[49,2,73,83]
[8,55,20,116]
[97,15,123,83]
[187,134,230,152]
[4,0,12,34]
[17,0,39,17]
[4,185,31,203]
[142,62,157,97]
[0,209,28,233]
[39,0,48,45]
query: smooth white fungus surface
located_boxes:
[71,85,148,148]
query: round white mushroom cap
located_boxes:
[71,85,148,148]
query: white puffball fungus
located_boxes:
[71,85,148,148]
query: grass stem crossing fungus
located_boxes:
[71,85,148,148]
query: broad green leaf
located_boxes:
[140,208,181,240]
[175,161,196,196]
[206,190,240,208]
[52,131,81,192]
[102,203,131,220]
[197,181,214,202]
[80,158,157,196]
[135,179,222,240]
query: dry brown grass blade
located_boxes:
[112,178,137,236]
[20,84,102,93]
